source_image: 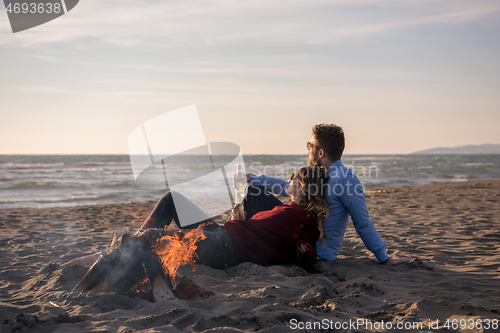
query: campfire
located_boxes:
[73,224,207,301]
[154,224,206,288]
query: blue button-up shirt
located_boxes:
[248,160,388,263]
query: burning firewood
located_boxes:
[172,275,203,301]
[142,253,175,301]
[73,225,208,301]
[152,224,206,288]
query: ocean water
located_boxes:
[1,154,500,210]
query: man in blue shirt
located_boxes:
[244,124,410,265]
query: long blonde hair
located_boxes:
[294,166,329,245]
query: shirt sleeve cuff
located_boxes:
[248,173,258,185]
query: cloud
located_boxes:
[1,0,499,47]
[4,85,73,94]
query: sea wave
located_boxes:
[79,161,131,166]
[451,175,469,182]
[462,163,494,167]
[3,181,58,190]
[0,194,100,204]
[1,154,499,210]
[8,167,125,174]
[0,162,65,170]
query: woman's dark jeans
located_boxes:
[144,191,238,269]
[144,186,283,269]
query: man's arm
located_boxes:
[339,176,411,265]
[338,176,389,263]
[247,173,290,197]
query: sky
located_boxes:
[1,0,499,155]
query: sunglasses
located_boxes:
[307,141,323,151]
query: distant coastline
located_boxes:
[411,144,500,155]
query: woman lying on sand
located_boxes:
[67,166,329,270]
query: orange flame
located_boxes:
[153,224,207,288]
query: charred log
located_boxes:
[73,238,151,295]
[142,254,176,301]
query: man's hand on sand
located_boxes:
[384,257,411,265]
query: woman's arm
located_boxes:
[247,174,290,197]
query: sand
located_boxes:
[1,180,499,332]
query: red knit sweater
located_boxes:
[224,202,319,268]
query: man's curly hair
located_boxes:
[312,123,345,162]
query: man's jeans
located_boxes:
[243,184,283,219]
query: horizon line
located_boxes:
[2,152,500,156]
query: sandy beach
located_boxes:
[1,180,499,332]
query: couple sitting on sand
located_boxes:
[68,123,410,269]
